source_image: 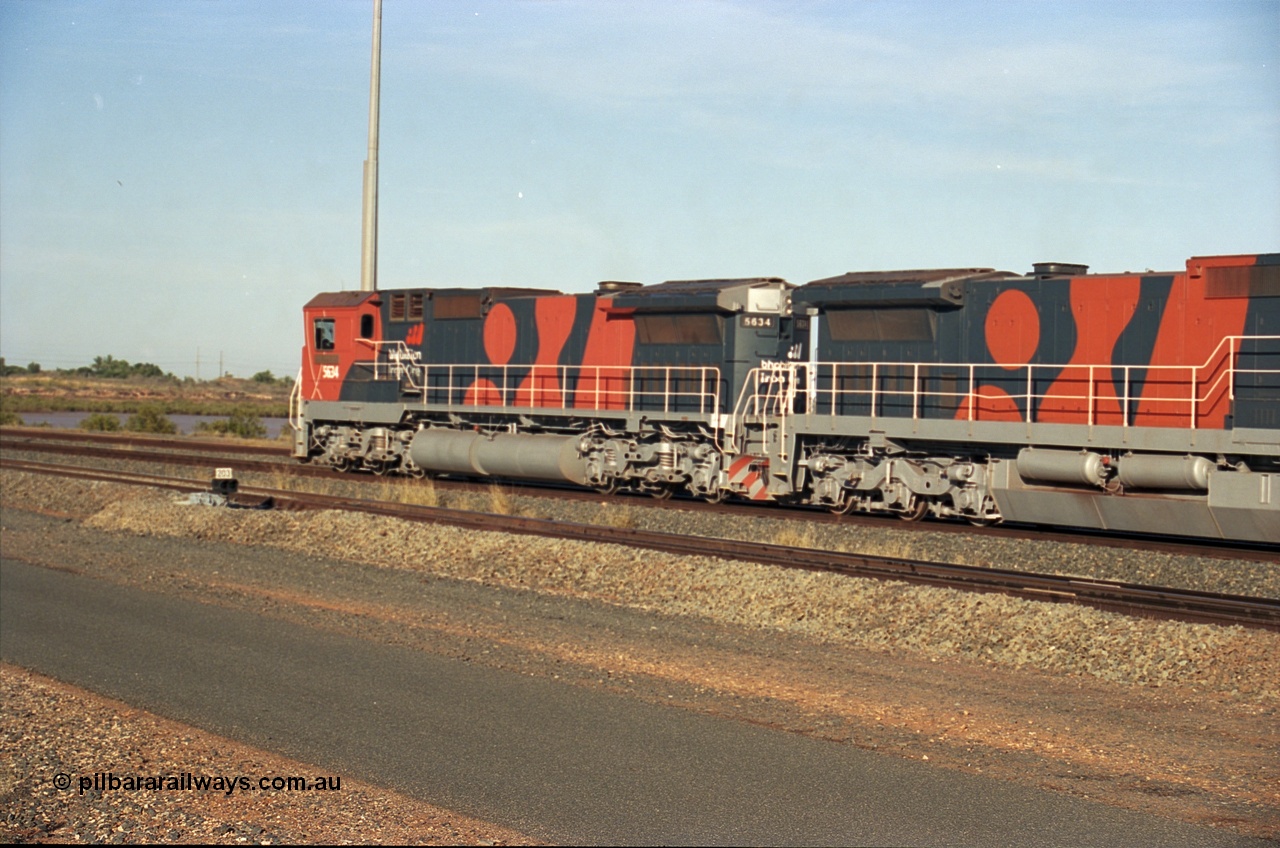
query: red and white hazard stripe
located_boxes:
[727,455,772,501]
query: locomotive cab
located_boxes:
[300,291,383,404]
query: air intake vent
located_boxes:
[1032,262,1089,279]
[596,281,644,293]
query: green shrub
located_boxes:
[80,413,122,432]
[0,410,23,426]
[78,355,173,381]
[196,408,266,439]
[125,405,178,434]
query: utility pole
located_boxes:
[360,0,382,292]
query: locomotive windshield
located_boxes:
[313,318,335,350]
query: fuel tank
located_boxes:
[409,429,587,485]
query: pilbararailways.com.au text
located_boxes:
[56,772,342,796]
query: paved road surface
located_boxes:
[1,557,1266,846]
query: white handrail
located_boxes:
[344,350,723,416]
[733,335,1278,432]
[287,367,303,433]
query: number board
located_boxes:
[740,314,775,330]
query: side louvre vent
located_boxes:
[1205,264,1280,298]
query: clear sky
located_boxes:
[2,0,1277,379]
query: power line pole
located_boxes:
[360,0,382,292]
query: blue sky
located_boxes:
[2,0,1277,379]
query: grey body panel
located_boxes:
[788,412,1280,458]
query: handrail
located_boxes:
[287,367,303,433]
[733,335,1279,433]
[347,346,723,416]
[342,334,1276,436]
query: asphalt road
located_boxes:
[1,556,1267,846]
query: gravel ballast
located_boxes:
[5,438,1277,598]
[5,468,1277,701]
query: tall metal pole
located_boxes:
[360,0,382,292]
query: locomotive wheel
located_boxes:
[334,457,354,473]
[594,479,620,496]
[648,485,675,500]
[827,493,856,515]
[371,461,391,476]
[897,496,929,522]
[701,489,725,505]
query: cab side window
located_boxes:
[314,318,336,351]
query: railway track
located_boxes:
[3,452,1279,633]
[2,426,1276,563]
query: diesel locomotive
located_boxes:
[291,252,1280,543]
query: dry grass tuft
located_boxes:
[772,526,817,549]
[268,467,297,492]
[486,484,513,515]
[400,477,439,508]
[598,502,637,529]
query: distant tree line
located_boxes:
[76,355,174,380]
[1,356,291,385]
[0,360,44,376]
[250,370,293,385]
[0,354,174,380]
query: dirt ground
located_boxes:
[1,475,1277,842]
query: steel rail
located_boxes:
[0,426,290,456]
[3,426,1277,563]
[0,433,319,478]
[3,455,1278,632]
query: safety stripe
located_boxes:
[727,455,772,501]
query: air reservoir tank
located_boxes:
[1016,448,1109,488]
[1116,454,1214,491]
